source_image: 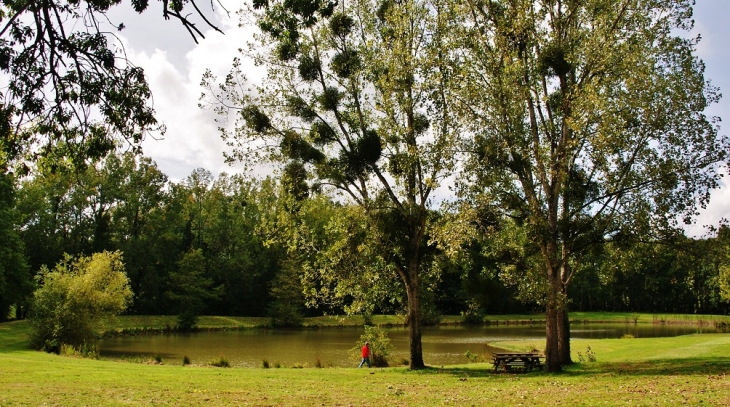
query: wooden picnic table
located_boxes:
[492,352,544,372]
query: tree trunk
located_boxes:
[406,279,425,369]
[544,270,562,372]
[558,261,573,365]
[557,307,572,365]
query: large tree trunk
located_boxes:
[406,275,425,369]
[557,307,572,365]
[544,304,561,372]
[557,260,573,365]
[544,268,562,372]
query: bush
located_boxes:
[29,251,133,351]
[461,301,484,325]
[176,311,199,331]
[60,343,99,359]
[464,350,483,363]
[209,355,230,367]
[351,325,393,367]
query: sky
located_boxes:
[107,0,729,236]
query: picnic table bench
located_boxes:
[492,352,544,372]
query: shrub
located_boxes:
[461,301,484,325]
[60,343,99,359]
[154,354,163,363]
[176,311,199,331]
[464,350,483,363]
[351,325,393,367]
[209,355,230,367]
[578,346,597,363]
[29,251,133,351]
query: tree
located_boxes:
[267,257,306,327]
[455,0,728,371]
[29,251,132,352]
[201,174,285,316]
[0,171,30,321]
[165,248,218,329]
[0,0,225,173]
[203,0,459,368]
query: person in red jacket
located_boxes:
[358,341,371,368]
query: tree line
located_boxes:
[2,152,729,323]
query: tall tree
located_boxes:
[456,0,728,371]
[166,248,218,329]
[0,171,30,321]
[203,0,459,368]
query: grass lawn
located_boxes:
[103,312,730,332]
[2,317,730,406]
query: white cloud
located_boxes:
[116,6,265,183]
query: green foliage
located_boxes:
[351,325,393,367]
[60,342,99,359]
[460,301,484,325]
[456,0,728,369]
[718,231,730,302]
[208,355,230,368]
[267,257,305,327]
[29,251,133,351]
[463,350,483,363]
[621,334,635,339]
[202,0,459,369]
[176,311,199,331]
[0,172,31,321]
[166,248,218,330]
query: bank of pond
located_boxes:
[99,315,727,368]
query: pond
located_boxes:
[99,323,720,368]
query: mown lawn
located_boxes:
[105,312,730,332]
[1,318,730,406]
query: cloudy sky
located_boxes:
[108,1,729,235]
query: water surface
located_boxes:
[100,323,719,367]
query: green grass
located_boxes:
[102,312,730,333]
[2,317,730,406]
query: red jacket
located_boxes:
[361,344,370,358]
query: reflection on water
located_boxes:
[99,323,719,367]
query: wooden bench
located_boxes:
[492,353,544,372]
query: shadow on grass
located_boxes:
[0,320,32,352]
[408,357,730,379]
[578,357,730,376]
[101,349,179,360]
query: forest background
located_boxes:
[2,151,729,323]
